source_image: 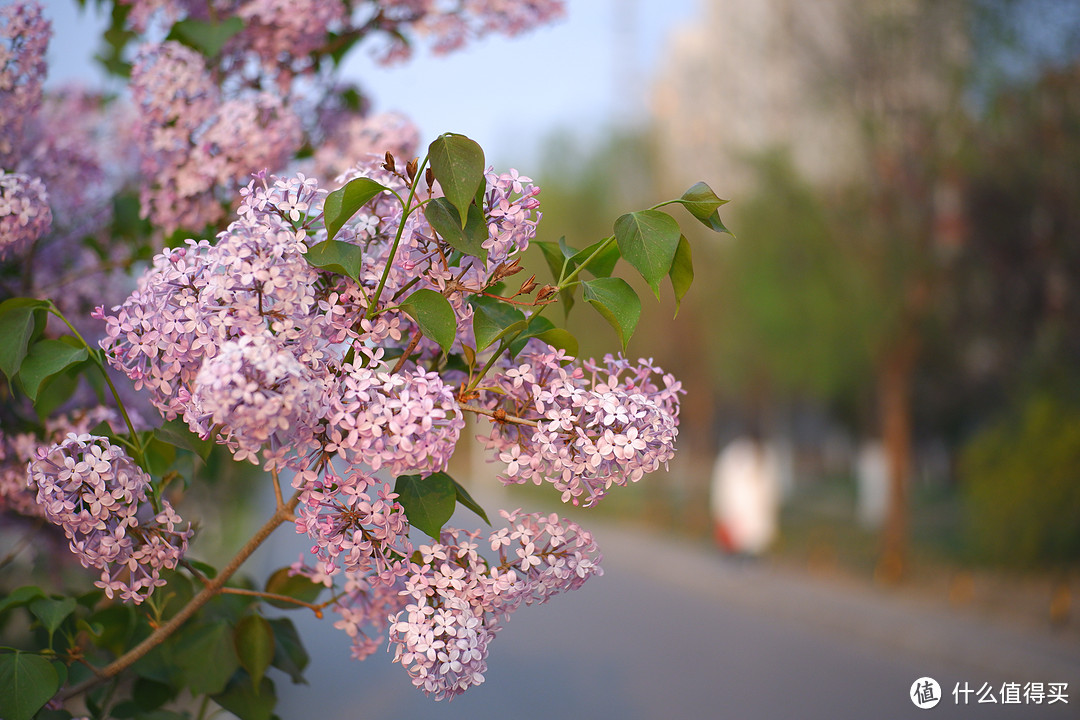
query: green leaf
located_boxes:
[263,568,324,610]
[234,615,275,688]
[428,134,485,227]
[28,597,77,636]
[470,295,525,352]
[582,277,641,349]
[143,437,177,476]
[614,210,681,298]
[532,327,579,359]
[395,472,456,538]
[423,197,489,261]
[676,182,731,234]
[534,239,577,316]
[506,315,579,358]
[153,418,213,460]
[399,288,457,353]
[213,674,276,720]
[175,622,240,696]
[304,240,364,281]
[451,478,490,525]
[132,677,176,712]
[18,337,86,402]
[669,235,694,317]
[268,618,308,684]
[323,177,388,241]
[0,298,49,382]
[535,240,569,281]
[0,652,60,720]
[32,368,81,422]
[0,586,46,615]
[571,239,621,278]
[168,17,244,58]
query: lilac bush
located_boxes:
[0,0,729,716]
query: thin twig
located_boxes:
[218,587,324,618]
[391,329,424,374]
[459,403,540,428]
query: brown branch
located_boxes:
[391,329,424,373]
[58,491,303,701]
[218,587,324,618]
[459,403,540,428]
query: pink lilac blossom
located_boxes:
[27,433,192,604]
[129,42,301,233]
[323,364,464,477]
[191,332,324,464]
[478,345,684,506]
[19,88,116,245]
[233,0,346,85]
[0,0,49,167]
[387,509,601,699]
[0,170,51,258]
[310,111,419,183]
[294,465,413,580]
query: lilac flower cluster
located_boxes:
[387,509,602,699]
[0,1,49,167]
[371,0,566,63]
[27,434,192,604]
[0,170,51,258]
[129,41,302,233]
[310,111,419,183]
[478,346,684,506]
[325,365,464,477]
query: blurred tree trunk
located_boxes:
[878,329,919,582]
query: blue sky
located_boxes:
[42,0,701,169]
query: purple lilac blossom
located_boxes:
[0,0,49,167]
[478,345,684,506]
[27,433,192,604]
[387,509,601,699]
[0,170,51,258]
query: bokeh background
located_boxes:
[37,0,1080,717]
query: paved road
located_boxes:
[256,516,1079,720]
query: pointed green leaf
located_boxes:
[572,239,621,278]
[0,298,49,382]
[0,652,60,720]
[32,368,80,422]
[532,327,579,359]
[507,316,577,359]
[213,675,276,720]
[268,618,308,684]
[234,616,275,688]
[133,677,176,712]
[175,622,240,696]
[399,288,457,353]
[428,134,485,227]
[263,567,324,610]
[28,596,77,636]
[395,472,456,538]
[669,235,694,317]
[614,210,681,298]
[323,177,389,241]
[424,197,489,261]
[304,240,364,281]
[0,586,46,615]
[676,181,731,234]
[168,17,244,58]
[533,239,577,316]
[535,240,570,282]
[470,295,525,351]
[582,277,641,349]
[154,418,213,460]
[450,478,490,525]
